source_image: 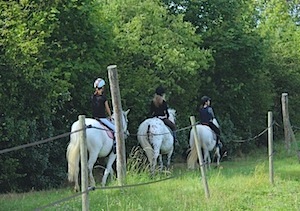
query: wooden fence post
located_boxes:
[79,115,89,211]
[107,65,126,186]
[281,93,295,154]
[268,111,274,185]
[190,116,210,199]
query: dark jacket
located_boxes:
[91,94,107,118]
[199,106,215,124]
[150,100,169,118]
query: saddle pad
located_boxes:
[96,120,114,140]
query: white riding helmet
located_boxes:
[94,78,105,89]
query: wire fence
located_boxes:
[0,119,290,155]
[229,121,276,143]
[0,116,298,210]
[0,121,197,155]
[35,176,175,210]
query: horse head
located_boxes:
[212,118,220,128]
[111,109,130,138]
[168,108,176,124]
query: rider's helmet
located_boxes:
[94,78,105,89]
[201,96,211,105]
[155,86,165,96]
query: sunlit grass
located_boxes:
[1,143,300,210]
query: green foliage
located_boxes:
[1,0,300,193]
[256,0,300,125]
[0,157,22,192]
[0,0,61,192]
[100,0,213,141]
[0,0,112,192]
[163,0,275,149]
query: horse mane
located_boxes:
[212,118,219,128]
[168,108,176,123]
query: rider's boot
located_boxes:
[112,139,116,154]
[112,132,116,154]
[172,131,179,147]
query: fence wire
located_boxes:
[0,128,78,155]
[36,176,175,210]
[1,119,290,155]
[1,116,298,210]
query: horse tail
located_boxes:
[187,127,200,170]
[66,124,81,183]
[138,124,154,166]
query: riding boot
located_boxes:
[112,139,116,154]
[172,131,179,146]
[112,132,116,154]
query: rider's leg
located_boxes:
[100,118,116,153]
[99,118,115,132]
[162,118,177,141]
[208,122,220,145]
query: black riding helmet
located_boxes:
[155,86,165,96]
[201,96,211,105]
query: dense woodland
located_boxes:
[1,0,300,193]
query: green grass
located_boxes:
[1,144,300,211]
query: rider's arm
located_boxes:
[208,107,215,121]
[105,101,112,119]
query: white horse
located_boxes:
[66,109,130,192]
[187,119,221,169]
[137,109,176,173]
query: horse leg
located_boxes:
[87,151,99,188]
[109,168,115,182]
[151,148,160,174]
[101,152,117,187]
[203,149,210,170]
[215,146,221,166]
[207,151,212,170]
[158,154,163,170]
[166,148,173,169]
[74,170,80,192]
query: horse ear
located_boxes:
[125,109,130,116]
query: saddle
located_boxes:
[96,119,114,140]
[201,123,223,150]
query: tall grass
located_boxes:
[1,143,300,210]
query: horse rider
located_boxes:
[91,78,116,152]
[149,86,177,142]
[199,96,221,146]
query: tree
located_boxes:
[256,0,300,134]
[0,0,115,192]
[162,0,274,154]
[101,0,213,137]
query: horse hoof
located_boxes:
[88,186,96,191]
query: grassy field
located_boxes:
[1,143,300,211]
